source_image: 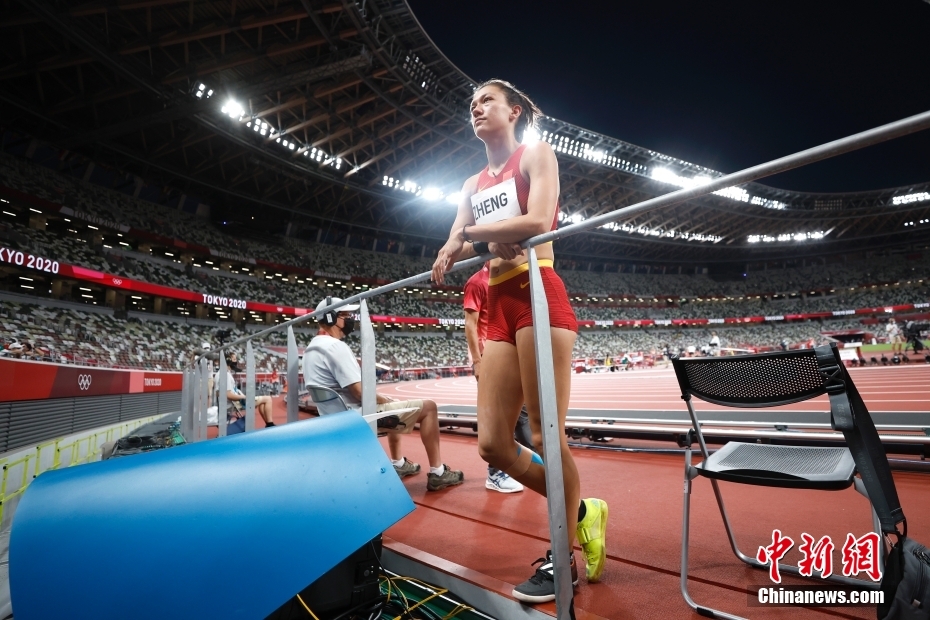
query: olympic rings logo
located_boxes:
[112,278,123,285]
[77,374,93,390]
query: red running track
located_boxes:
[378,365,930,414]
[382,433,930,620]
[250,371,930,618]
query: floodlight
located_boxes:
[422,187,443,201]
[892,192,930,205]
[222,99,245,119]
[650,168,678,185]
[522,127,540,145]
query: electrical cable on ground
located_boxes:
[296,593,321,620]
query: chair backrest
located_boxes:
[672,344,905,534]
[671,348,828,408]
[306,385,349,415]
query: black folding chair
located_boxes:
[306,385,415,436]
[672,344,906,620]
[306,385,351,414]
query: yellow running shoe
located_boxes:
[576,498,608,582]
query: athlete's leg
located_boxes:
[476,340,527,473]
[514,406,534,451]
[515,326,580,545]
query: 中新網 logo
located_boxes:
[757,529,881,583]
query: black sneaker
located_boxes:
[512,550,578,604]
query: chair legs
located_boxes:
[680,449,882,618]
[709,473,882,589]
[681,448,748,620]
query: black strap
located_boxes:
[815,344,906,534]
[815,345,854,431]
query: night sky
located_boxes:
[407,1,930,193]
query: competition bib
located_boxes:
[471,177,521,225]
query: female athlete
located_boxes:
[430,79,608,603]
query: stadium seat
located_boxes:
[671,344,905,620]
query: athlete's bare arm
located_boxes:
[431,174,480,285]
[464,308,482,374]
[431,142,560,284]
[458,141,560,245]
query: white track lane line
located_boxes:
[378,371,930,410]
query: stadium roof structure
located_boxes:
[2,0,930,264]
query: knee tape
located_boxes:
[503,444,544,478]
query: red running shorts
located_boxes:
[486,260,577,345]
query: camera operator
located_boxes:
[904,321,928,355]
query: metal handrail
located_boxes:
[181,107,930,620]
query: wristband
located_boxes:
[473,241,489,255]
[462,225,473,243]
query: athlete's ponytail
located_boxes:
[476,79,542,143]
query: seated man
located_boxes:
[303,298,464,492]
[215,353,276,433]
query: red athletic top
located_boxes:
[463,265,490,356]
[474,144,559,231]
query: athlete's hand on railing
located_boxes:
[489,242,523,261]
[431,233,465,285]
